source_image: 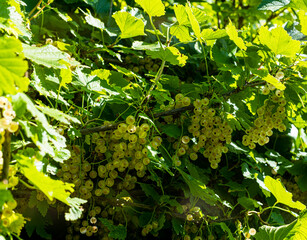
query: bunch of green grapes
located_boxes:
[242,89,287,149]
[125,55,160,79]
[59,115,164,239]
[0,199,25,236]
[166,94,232,169]
[281,177,306,203]
[0,97,19,172]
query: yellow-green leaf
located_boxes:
[299,11,307,35]
[113,11,145,39]
[284,211,307,240]
[263,74,286,90]
[135,0,165,17]
[258,26,300,57]
[60,68,72,89]
[170,25,192,42]
[0,36,28,95]
[185,4,201,39]
[201,29,227,40]
[174,4,189,26]
[226,20,247,50]
[264,176,306,210]
[146,46,188,67]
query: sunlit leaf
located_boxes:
[185,4,201,39]
[226,20,246,50]
[112,11,145,39]
[170,25,192,42]
[258,0,290,12]
[263,74,286,90]
[0,36,28,95]
[201,29,227,40]
[146,46,188,66]
[174,4,189,25]
[135,0,165,17]
[264,176,306,210]
[299,11,307,35]
[258,26,300,57]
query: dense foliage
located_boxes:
[1,0,307,239]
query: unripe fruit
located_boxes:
[126,115,135,125]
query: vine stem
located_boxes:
[1,130,11,182]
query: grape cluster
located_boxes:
[164,94,232,169]
[242,90,287,149]
[281,177,306,203]
[125,55,160,79]
[59,115,164,238]
[0,199,25,235]
[0,97,18,170]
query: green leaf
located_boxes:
[226,20,246,50]
[263,74,286,90]
[160,124,181,138]
[258,26,301,57]
[255,211,307,240]
[170,25,192,42]
[0,190,13,209]
[16,154,74,204]
[290,0,307,11]
[258,0,290,12]
[37,200,49,217]
[60,67,72,89]
[218,222,235,240]
[172,218,184,235]
[264,176,306,210]
[99,218,127,240]
[140,183,160,202]
[174,4,189,25]
[0,36,28,95]
[299,11,307,35]
[284,210,307,239]
[36,105,81,125]
[84,9,105,30]
[238,197,262,209]
[177,168,219,205]
[65,197,87,221]
[146,46,188,66]
[112,11,145,39]
[135,0,165,17]
[22,43,76,69]
[185,4,201,39]
[201,29,227,41]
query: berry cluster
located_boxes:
[59,115,165,238]
[0,199,25,235]
[125,55,160,79]
[0,97,18,169]
[242,90,287,149]
[165,94,232,169]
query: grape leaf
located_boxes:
[37,200,49,217]
[170,25,192,42]
[8,213,25,235]
[99,218,127,240]
[289,0,307,11]
[36,105,81,125]
[113,11,145,39]
[263,74,286,90]
[0,190,13,209]
[284,210,307,240]
[201,29,227,41]
[299,11,307,36]
[178,169,219,205]
[185,4,201,39]
[0,36,28,95]
[264,176,306,210]
[65,197,87,221]
[172,218,184,235]
[135,0,165,17]
[84,9,105,29]
[16,154,74,204]
[140,183,160,202]
[60,67,72,89]
[146,46,188,66]
[258,26,300,57]
[258,0,290,12]
[174,4,189,26]
[22,43,77,68]
[226,20,247,50]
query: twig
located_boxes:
[1,130,11,182]
[29,0,52,21]
[28,0,43,17]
